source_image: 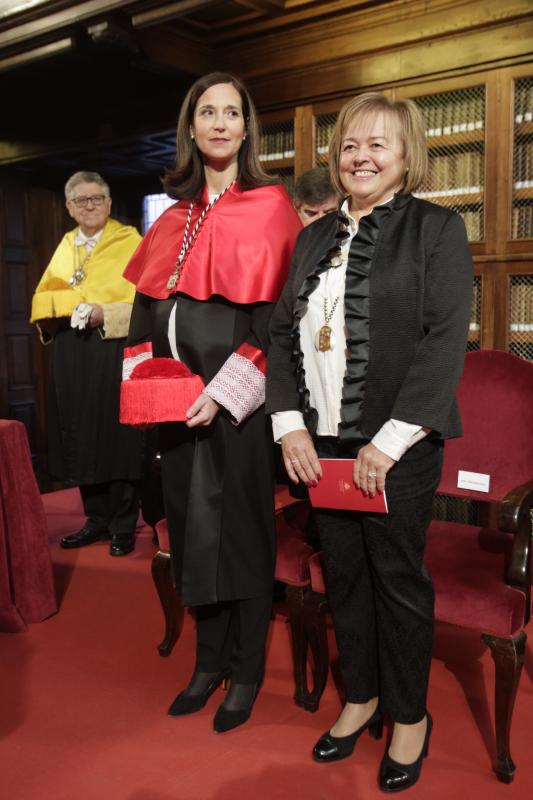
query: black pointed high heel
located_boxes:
[167,671,228,717]
[379,712,432,793]
[312,706,383,763]
[213,681,261,733]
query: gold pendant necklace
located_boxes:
[315,295,340,351]
[69,248,92,287]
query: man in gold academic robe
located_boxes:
[31,171,143,556]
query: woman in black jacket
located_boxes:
[266,92,473,792]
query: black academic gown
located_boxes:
[127,292,276,608]
[48,324,143,485]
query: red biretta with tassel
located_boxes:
[120,358,204,425]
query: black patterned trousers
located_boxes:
[314,437,443,724]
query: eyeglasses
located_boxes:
[69,194,107,208]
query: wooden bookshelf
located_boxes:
[514,187,533,201]
[427,129,485,150]
[515,122,533,136]
[258,156,294,170]
[258,66,533,361]
[417,191,483,206]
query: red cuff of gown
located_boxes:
[123,342,153,380]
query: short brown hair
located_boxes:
[294,167,337,205]
[329,92,428,197]
[162,72,274,200]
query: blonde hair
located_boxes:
[329,92,428,197]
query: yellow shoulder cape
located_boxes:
[30,218,141,322]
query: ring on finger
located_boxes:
[368,470,377,478]
[290,458,300,464]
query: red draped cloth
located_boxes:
[0,420,57,632]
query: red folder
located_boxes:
[308,459,388,513]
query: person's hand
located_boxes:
[280,429,322,486]
[186,393,219,427]
[353,442,395,497]
[89,304,104,327]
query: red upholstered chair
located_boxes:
[296,350,533,783]
[151,485,315,706]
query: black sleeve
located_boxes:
[245,301,275,356]
[126,291,153,347]
[391,212,473,432]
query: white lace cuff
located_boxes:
[204,352,265,425]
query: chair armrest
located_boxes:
[499,481,533,620]
[499,479,533,534]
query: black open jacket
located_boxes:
[266,193,473,446]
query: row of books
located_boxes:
[513,140,533,186]
[471,280,481,326]
[461,210,483,241]
[258,129,295,161]
[427,150,484,191]
[316,121,336,156]
[511,203,533,239]
[514,82,533,124]
[510,282,533,324]
[421,94,485,137]
[314,96,487,156]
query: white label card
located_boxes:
[457,470,490,493]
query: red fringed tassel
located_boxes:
[120,375,205,424]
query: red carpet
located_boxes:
[0,489,532,800]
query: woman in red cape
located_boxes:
[123,72,301,732]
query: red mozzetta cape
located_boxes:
[124,183,302,303]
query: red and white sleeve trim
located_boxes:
[123,341,153,380]
[204,344,266,425]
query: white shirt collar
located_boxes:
[74,227,105,248]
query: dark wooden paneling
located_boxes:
[0,180,69,481]
[7,335,32,387]
[6,261,29,316]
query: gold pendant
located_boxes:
[315,325,336,352]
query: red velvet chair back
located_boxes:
[438,350,533,502]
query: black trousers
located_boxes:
[314,437,443,724]
[80,480,139,538]
[194,594,272,683]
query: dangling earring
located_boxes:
[243,133,247,141]
[191,134,195,141]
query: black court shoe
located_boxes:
[379,713,432,793]
[313,706,383,763]
[167,671,228,717]
[213,682,261,733]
